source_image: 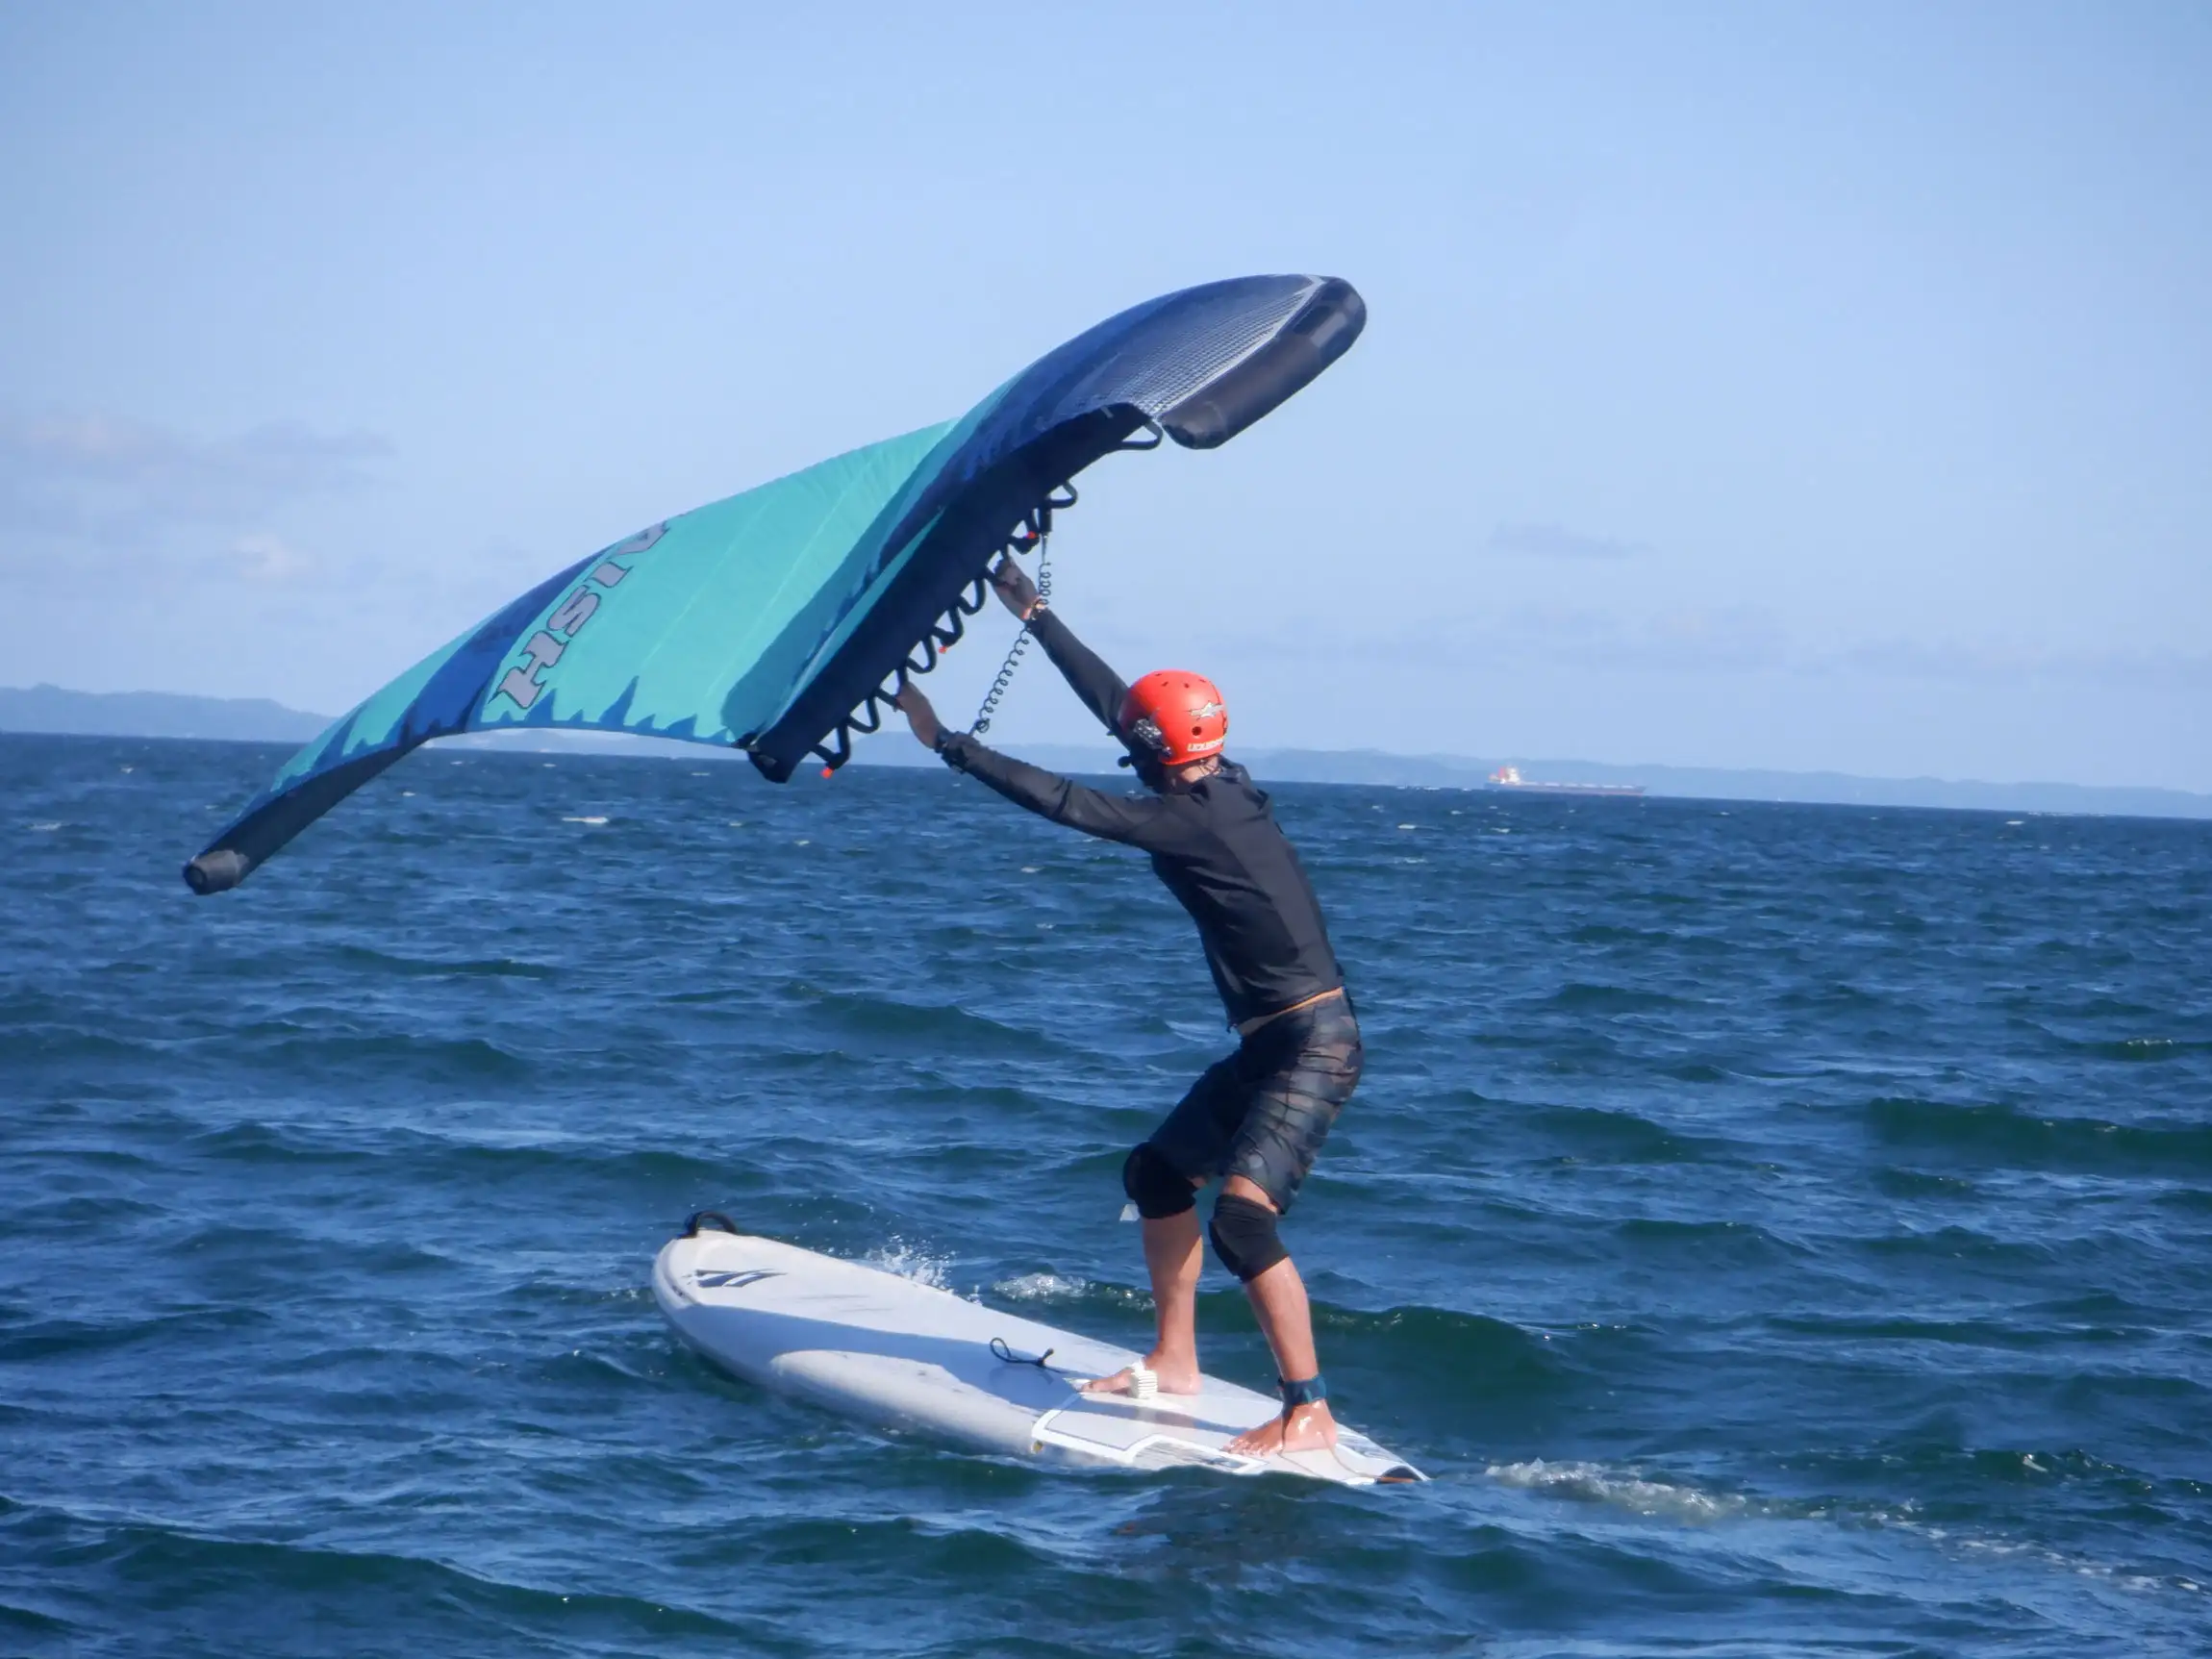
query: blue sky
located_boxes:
[3,3,2206,789]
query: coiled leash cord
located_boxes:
[969,531,1052,738]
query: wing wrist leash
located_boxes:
[184,275,1365,893]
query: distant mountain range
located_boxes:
[7,683,2208,820]
[903,743,2212,820]
[0,683,333,742]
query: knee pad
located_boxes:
[1208,1193,1288,1283]
[1121,1144,1194,1219]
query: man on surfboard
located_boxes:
[895,558,1358,1459]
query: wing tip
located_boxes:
[183,848,252,895]
[1159,276,1368,450]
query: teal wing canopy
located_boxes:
[185,274,1366,893]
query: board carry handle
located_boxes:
[682,1211,741,1238]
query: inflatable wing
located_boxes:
[184,274,1365,893]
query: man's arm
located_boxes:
[936,732,1168,844]
[990,558,1131,742]
[892,685,1167,845]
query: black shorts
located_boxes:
[1146,996,1362,1215]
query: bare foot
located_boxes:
[1225,1400,1338,1458]
[1081,1353,1202,1395]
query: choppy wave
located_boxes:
[1487,1458,1748,1523]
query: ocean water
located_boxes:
[4,730,2208,1658]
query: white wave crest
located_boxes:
[993,1271,1089,1302]
[1488,1459,1745,1523]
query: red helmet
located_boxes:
[1119,670,1228,766]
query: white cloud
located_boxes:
[0,412,390,585]
[1486,520,1646,560]
[1822,636,2212,691]
[230,532,314,583]
[1303,603,2212,691]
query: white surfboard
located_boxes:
[652,1216,1423,1486]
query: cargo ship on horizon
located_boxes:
[1486,765,1646,798]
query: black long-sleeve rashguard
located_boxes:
[934,609,1345,1029]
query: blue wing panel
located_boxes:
[185,275,1366,890]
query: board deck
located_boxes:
[652,1221,1423,1487]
